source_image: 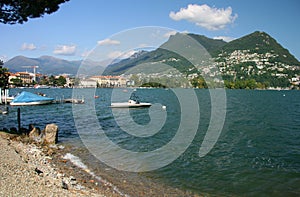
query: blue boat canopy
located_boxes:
[11,91,54,103]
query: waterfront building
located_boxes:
[90,76,127,88]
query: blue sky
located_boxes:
[1,0,299,62]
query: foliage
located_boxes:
[190,76,208,88]
[47,75,66,87]
[56,76,67,86]
[140,82,166,88]
[10,78,22,87]
[224,79,257,89]
[0,0,69,24]
[0,60,10,89]
[223,77,290,89]
[39,76,49,85]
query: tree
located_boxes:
[190,76,208,88]
[39,76,49,85]
[0,0,70,25]
[10,78,23,87]
[56,76,66,87]
[0,60,10,89]
[48,75,56,86]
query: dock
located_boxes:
[1,88,85,105]
[53,98,85,104]
[0,89,13,105]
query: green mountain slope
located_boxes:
[187,33,227,55]
[102,31,300,89]
[103,33,226,75]
[104,30,299,75]
[217,31,300,66]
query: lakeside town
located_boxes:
[3,54,300,91]
[6,71,130,89]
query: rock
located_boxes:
[70,176,76,181]
[43,124,58,145]
[20,127,30,135]
[46,148,54,156]
[29,127,41,140]
[62,181,69,190]
[10,127,18,134]
[28,124,35,130]
[34,167,43,175]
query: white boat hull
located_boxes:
[10,100,53,106]
[110,102,151,108]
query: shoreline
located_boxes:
[0,132,120,197]
[0,131,200,197]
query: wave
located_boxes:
[63,153,129,197]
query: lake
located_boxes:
[1,88,300,196]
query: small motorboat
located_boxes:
[111,99,151,108]
[110,94,151,108]
[10,91,54,106]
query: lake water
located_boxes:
[1,88,300,196]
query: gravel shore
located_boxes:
[0,132,108,197]
[0,131,200,197]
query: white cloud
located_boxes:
[163,30,189,38]
[108,50,137,59]
[169,4,238,31]
[181,30,190,34]
[21,43,37,51]
[108,51,123,59]
[163,30,178,38]
[53,44,76,55]
[138,43,148,48]
[0,55,8,62]
[213,36,235,42]
[81,49,93,58]
[97,38,121,46]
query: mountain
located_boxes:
[103,33,226,75]
[4,31,299,88]
[215,31,300,66]
[184,33,227,55]
[4,55,105,75]
[103,31,299,76]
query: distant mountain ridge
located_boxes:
[4,55,106,76]
[4,55,81,75]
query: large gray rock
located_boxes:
[43,124,58,144]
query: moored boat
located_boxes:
[110,100,152,108]
[34,84,51,89]
[10,91,54,106]
[110,94,151,108]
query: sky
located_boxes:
[1,0,299,62]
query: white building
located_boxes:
[80,79,97,88]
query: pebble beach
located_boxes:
[0,131,197,197]
[0,132,119,197]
